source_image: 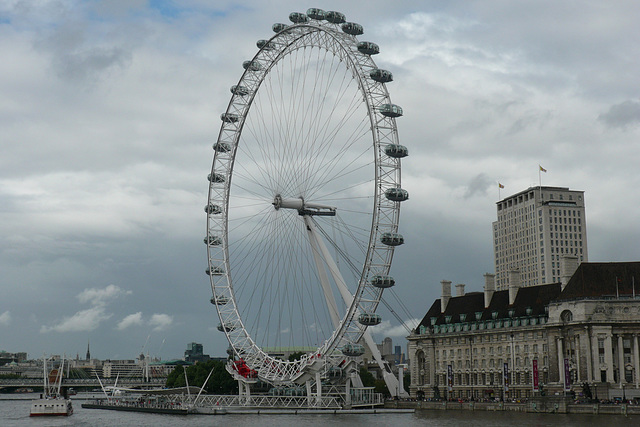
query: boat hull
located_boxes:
[30,399,73,416]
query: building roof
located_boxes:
[559,262,640,300]
[415,262,640,332]
[417,283,562,329]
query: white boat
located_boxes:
[30,356,73,417]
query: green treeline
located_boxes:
[165,360,237,394]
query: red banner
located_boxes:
[532,359,539,391]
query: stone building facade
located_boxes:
[408,262,640,401]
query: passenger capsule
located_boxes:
[242,60,261,71]
[370,275,395,288]
[357,42,379,55]
[210,295,229,305]
[380,232,404,246]
[217,322,236,332]
[325,11,346,24]
[384,144,409,158]
[370,68,393,83]
[221,113,239,123]
[204,204,222,214]
[289,12,308,24]
[272,23,289,33]
[358,313,382,326]
[306,8,325,20]
[385,187,409,202]
[231,85,249,96]
[341,343,365,357]
[207,173,225,183]
[213,142,231,153]
[206,266,225,276]
[257,39,275,50]
[342,22,363,36]
[378,104,403,118]
[204,235,222,246]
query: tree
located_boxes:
[166,360,237,394]
[288,352,305,362]
[359,367,376,387]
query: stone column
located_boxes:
[634,334,639,389]
[604,334,614,384]
[585,327,593,383]
[575,335,581,382]
[557,337,564,384]
[618,335,625,387]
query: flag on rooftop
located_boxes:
[539,165,547,172]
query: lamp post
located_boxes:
[510,333,515,400]
[469,336,474,401]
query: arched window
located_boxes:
[561,310,573,323]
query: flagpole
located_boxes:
[538,166,541,188]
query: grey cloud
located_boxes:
[35,24,131,82]
[463,173,492,199]
[598,100,640,129]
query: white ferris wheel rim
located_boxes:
[205,11,405,385]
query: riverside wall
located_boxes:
[384,397,640,415]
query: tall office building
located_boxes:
[492,186,588,290]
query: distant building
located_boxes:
[184,342,210,363]
[408,262,640,401]
[493,186,588,290]
[382,337,393,357]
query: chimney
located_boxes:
[560,254,579,290]
[455,283,466,297]
[441,280,452,313]
[508,270,520,305]
[483,273,496,308]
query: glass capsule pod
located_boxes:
[217,322,236,332]
[341,343,365,357]
[207,172,225,183]
[257,39,276,50]
[357,41,379,55]
[206,266,225,276]
[204,235,222,246]
[272,23,289,33]
[358,313,382,326]
[384,144,409,158]
[289,12,308,23]
[231,85,249,96]
[204,204,222,214]
[342,22,363,35]
[380,232,404,246]
[210,295,229,305]
[370,68,393,83]
[370,275,395,288]
[385,187,409,202]
[213,142,231,152]
[242,60,262,71]
[325,11,346,24]
[220,113,239,123]
[378,104,403,118]
[306,8,325,20]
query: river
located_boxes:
[2,394,638,426]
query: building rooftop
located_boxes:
[417,262,640,331]
[559,261,640,300]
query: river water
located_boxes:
[2,394,638,426]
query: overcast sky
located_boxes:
[1,1,639,362]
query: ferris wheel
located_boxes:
[205,9,408,386]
